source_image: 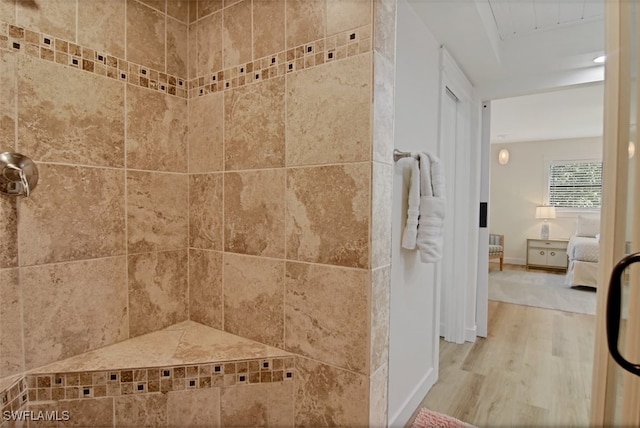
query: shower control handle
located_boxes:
[0,152,38,197]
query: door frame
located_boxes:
[590,0,640,424]
[439,47,479,343]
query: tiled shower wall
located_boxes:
[0,0,396,425]
[0,0,191,377]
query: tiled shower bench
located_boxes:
[1,321,295,427]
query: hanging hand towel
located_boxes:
[416,152,446,263]
[401,157,420,250]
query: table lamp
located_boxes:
[535,205,556,239]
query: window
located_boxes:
[548,160,603,209]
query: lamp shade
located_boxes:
[535,205,557,219]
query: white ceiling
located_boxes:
[407,0,606,143]
[490,83,604,143]
[488,0,603,40]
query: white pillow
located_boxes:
[575,215,600,237]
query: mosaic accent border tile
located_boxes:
[0,20,188,99]
[189,24,372,98]
[20,357,294,403]
[0,19,372,102]
[0,377,28,416]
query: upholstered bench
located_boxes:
[489,234,504,271]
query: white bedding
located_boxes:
[567,236,599,263]
[565,235,600,288]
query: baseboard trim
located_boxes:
[503,257,525,266]
[388,367,438,428]
[465,326,477,343]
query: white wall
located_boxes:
[489,137,603,264]
[388,0,442,425]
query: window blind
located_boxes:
[548,160,602,208]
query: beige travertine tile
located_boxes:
[371,266,390,372]
[31,320,290,373]
[188,18,198,78]
[189,174,223,250]
[221,382,294,427]
[285,262,368,372]
[127,0,166,72]
[18,55,125,168]
[222,0,251,69]
[224,170,285,258]
[167,0,189,22]
[198,0,223,19]
[374,0,397,62]
[28,403,58,428]
[372,162,393,268]
[0,197,17,269]
[189,0,197,23]
[127,171,188,254]
[138,0,166,12]
[18,164,126,266]
[16,0,75,40]
[167,17,188,77]
[286,164,370,268]
[62,397,114,427]
[78,0,126,58]
[0,51,16,151]
[0,268,23,378]
[224,0,241,7]
[196,11,222,76]
[326,0,372,35]
[252,0,285,59]
[21,257,128,370]
[188,93,223,173]
[114,393,167,427]
[128,250,188,337]
[126,85,187,172]
[0,0,14,24]
[168,388,221,427]
[286,0,326,49]
[373,52,395,164]
[369,363,388,427]
[286,53,372,166]
[189,249,223,329]
[224,253,284,348]
[224,77,285,170]
[295,356,369,427]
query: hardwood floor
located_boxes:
[407,300,596,427]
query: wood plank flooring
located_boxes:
[407,300,595,427]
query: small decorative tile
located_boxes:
[121,370,133,383]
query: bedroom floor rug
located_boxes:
[489,267,597,315]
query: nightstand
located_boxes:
[526,238,569,272]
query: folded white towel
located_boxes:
[418,195,446,262]
[401,157,420,250]
[417,153,446,263]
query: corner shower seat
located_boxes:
[1,321,295,427]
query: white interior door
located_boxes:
[590,0,640,424]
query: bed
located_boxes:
[564,215,600,288]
